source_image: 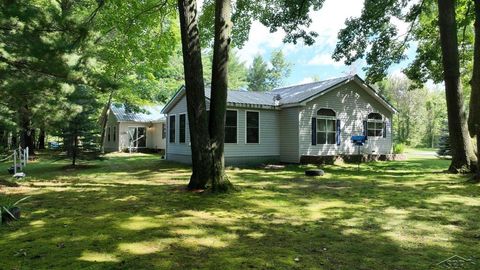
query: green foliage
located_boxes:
[375,75,446,147]
[0,196,30,225]
[55,85,102,164]
[247,55,270,92]
[203,50,248,90]
[437,124,451,157]
[333,0,474,86]
[393,143,406,154]
[247,50,291,91]
[268,50,292,89]
[199,0,326,48]
[0,0,182,153]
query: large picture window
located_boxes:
[246,111,259,144]
[225,110,237,143]
[179,114,186,143]
[316,109,336,144]
[367,113,384,137]
[169,115,176,143]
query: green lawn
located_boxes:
[0,152,479,270]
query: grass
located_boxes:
[0,151,479,270]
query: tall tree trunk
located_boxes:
[38,127,46,149]
[99,89,114,153]
[72,134,78,166]
[470,0,480,179]
[18,105,35,156]
[209,0,233,191]
[0,128,7,149]
[177,0,213,190]
[11,130,17,149]
[437,0,476,173]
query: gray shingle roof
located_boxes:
[111,104,166,122]
[205,76,351,106]
[162,74,396,113]
[270,76,351,105]
[205,87,277,106]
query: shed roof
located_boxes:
[111,104,166,123]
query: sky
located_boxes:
[234,0,417,86]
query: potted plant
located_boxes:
[0,196,30,224]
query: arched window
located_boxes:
[367,112,384,137]
[316,109,337,144]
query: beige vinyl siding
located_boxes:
[299,81,393,156]
[148,123,166,149]
[166,96,191,157]
[279,107,300,163]
[103,110,120,152]
[224,108,280,157]
[165,95,281,164]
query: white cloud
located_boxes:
[307,53,342,67]
[237,0,365,65]
[298,77,316,85]
[236,21,287,65]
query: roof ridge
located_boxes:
[271,75,353,92]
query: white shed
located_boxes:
[103,104,167,153]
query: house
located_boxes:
[103,104,167,152]
[161,75,397,165]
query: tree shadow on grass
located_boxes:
[0,156,479,269]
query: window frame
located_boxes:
[367,112,384,138]
[179,113,187,144]
[107,126,111,142]
[245,110,260,144]
[161,123,166,139]
[316,108,337,145]
[169,114,176,144]
[113,126,116,142]
[127,126,147,148]
[224,109,238,144]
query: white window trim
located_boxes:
[245,110,260,144]
[127,126,148,148]
[169,114,176,144]
[225,109,239,144]
[367,112,384,138]
[316,108,337,145]
[178,113,187,144]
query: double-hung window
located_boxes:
[246,111,259,144]
[169,115,176,143]
[179,114,186,143]
[225,110,237,143]
[316,109,337,144]
[367,113,384,137]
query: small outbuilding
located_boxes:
[103,104,166,153]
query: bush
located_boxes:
[393,143,405,154]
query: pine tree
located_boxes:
[437,123,451,157]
